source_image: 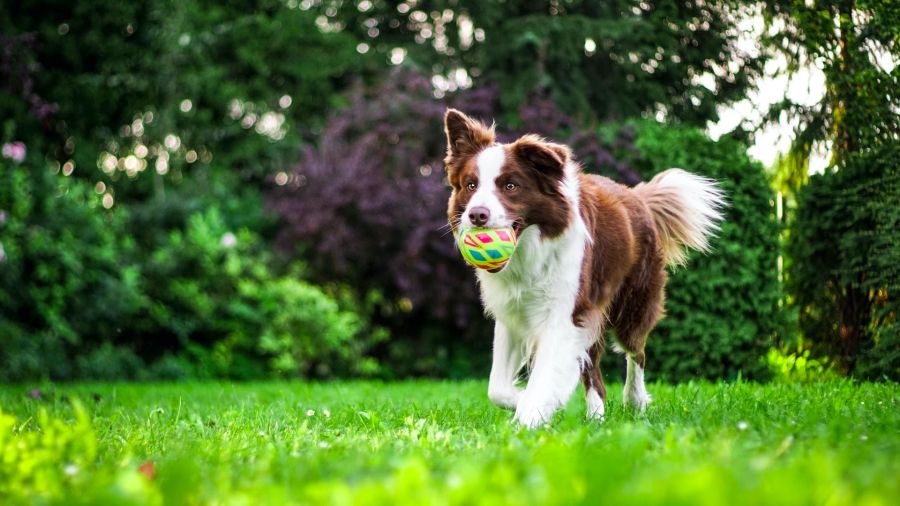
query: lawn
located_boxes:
[1,380,897,505]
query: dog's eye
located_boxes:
[505,182,518,192]
[466,182,477,191]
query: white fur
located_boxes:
[579,309,606,420]
[635,168,726,266]
[487,322,525,410]
[585,388,605,420]
[623,354,651,411]
[464,145,509,229]
[478,161,593,428]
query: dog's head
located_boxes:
[443,109,573,239]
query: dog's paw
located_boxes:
[488,387,522,411]
[513,397,553,429]
[585,389,606,421]
[623,388,652,412]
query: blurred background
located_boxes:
[0,0,896,383]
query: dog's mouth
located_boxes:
[511,220,524,237]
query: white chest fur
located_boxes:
[476,163,589,344]
[477,224,585,337]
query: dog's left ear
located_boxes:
[512,135,570,194]
[444,109,495,164]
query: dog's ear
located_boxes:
[444,109,495,164]
[512,135,569,194]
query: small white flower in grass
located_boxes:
[306,409,315,417]
[322,409,330,417]
[64,464,79,477]
[317,441,329,448]
[737,421,749,431]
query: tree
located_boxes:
[1,0,369,200]
[323,0,764,125]
[763,0,899,378]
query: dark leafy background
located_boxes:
[0,0,896,381]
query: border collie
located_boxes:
[443,109,725,428]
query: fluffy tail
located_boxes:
[633,169,726,267]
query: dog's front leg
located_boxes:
[514,325,584,428]
[487,322,524,410]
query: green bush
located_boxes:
[601,122,783,382]
[139,207,381,379]
[0,156,380,381]
[788,144,899,380]
[0,157,145,381]
[75,342,146,381]
[765,346,839,383]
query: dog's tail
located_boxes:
[633,169,726,267]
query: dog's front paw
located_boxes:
[488,384,522,410]
[513,397,553,429]
[488,389,521,411]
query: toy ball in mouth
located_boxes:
[457,227,518,272]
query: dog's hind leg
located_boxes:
[581,341,607,420]
[623,350,651,412]
[612,278,665,413]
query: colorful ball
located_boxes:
[457,227,518,272]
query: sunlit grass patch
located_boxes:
[1,380,897,505]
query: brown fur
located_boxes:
[444,110,572,238]
[573,174,667,400]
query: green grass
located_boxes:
[1,380,897,505]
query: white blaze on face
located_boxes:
[465,145,508,228]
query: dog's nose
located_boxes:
[468,206,491,227]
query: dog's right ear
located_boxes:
[444,109,495,165]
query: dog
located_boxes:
[443,109,725,428]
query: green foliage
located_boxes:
[0,402,99,501]
[762,1,898,380]
[75,343,146,381]
[787,144,899,380]
[765,346,839,382]
[0,157,378,381]
[0,158,145,381]
[330,0,763,125]
[1,0,389,381]
[0,381,897,504]
[1,0,370,190]
[608,121,782,381]
[762,0,899,167]
[138,207,380,379]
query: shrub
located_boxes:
[0,156,145,381]
[788,144,899,380]
[0,154,378,380]
[608,121,783,382]
[138,207,379,379]
[75,343,146,381]
[765,346,838,383]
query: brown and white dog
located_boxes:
[443,109,725,428]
